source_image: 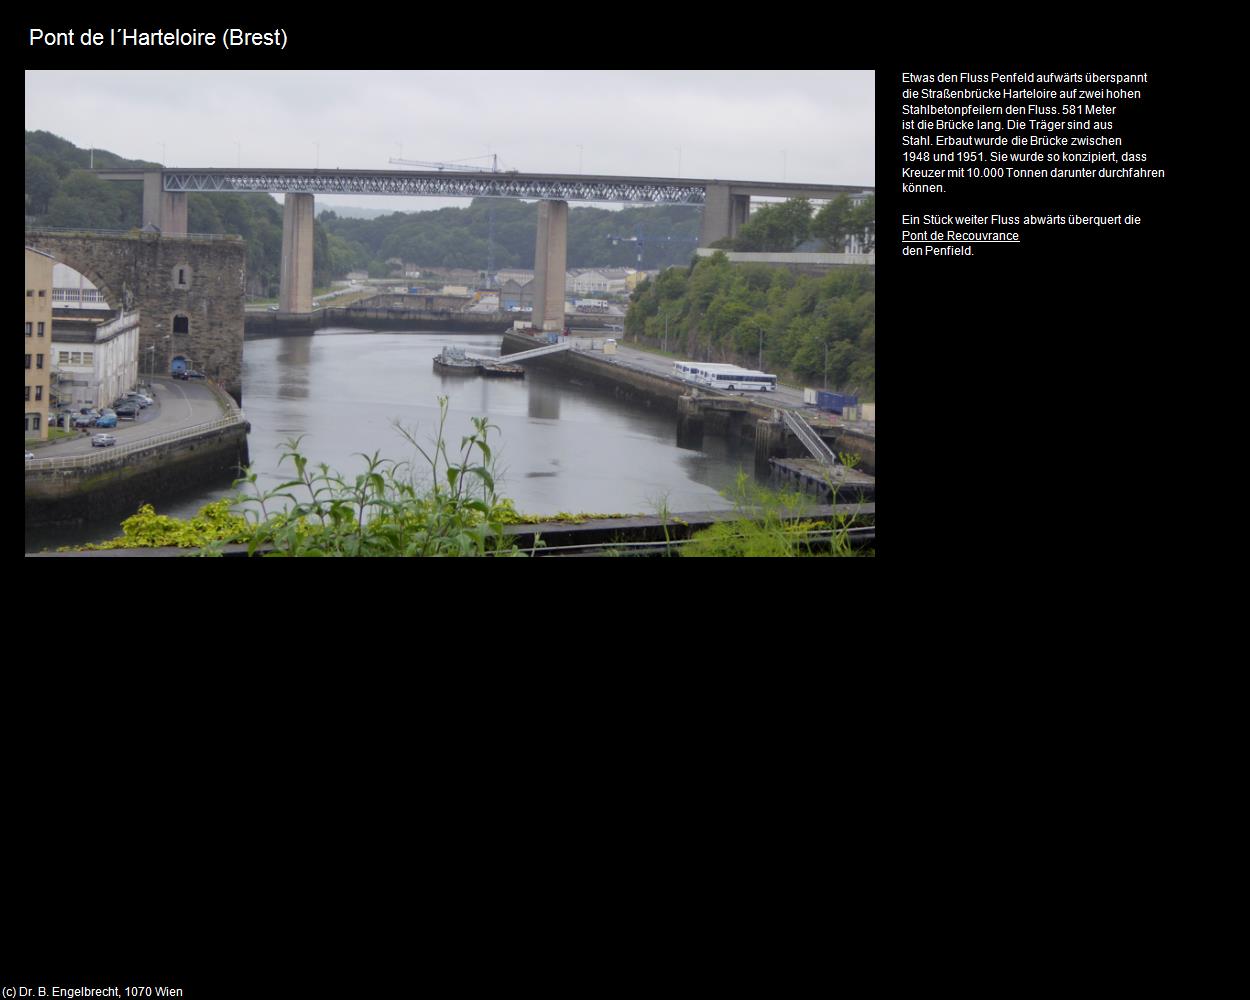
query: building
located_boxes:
[51,263,108,310]
[25,247,54,441]
[498,276,534,312]
[568,268,634,297]
[50,310,141,412]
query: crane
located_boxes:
[388,154,507,284]
[388,154,500,172]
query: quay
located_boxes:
[498,330,877,489]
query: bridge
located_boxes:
[95,167,873,329]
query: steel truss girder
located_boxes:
[164,171,708,205]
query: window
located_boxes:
[26,290,33,297]
[38,289,46,297]
[25,323,32,336]
[59,352,70,364]
[25,354,31,369]
[25,386,31,401]
[35,386,42,401]
[173,315,189,335]
[70,352,82,365]
[36,354,44,369]
[178,268,186,285]
[37,322,45,337]
[83,352,93,365]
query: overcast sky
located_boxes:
[25,70,874,213]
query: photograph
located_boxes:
[25,70,877,556]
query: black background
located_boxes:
[20,22,1184,985]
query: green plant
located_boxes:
[234,396,523,556]
[682,470,868,557]
[68,499,250,551]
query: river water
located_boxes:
[26,329,758,552]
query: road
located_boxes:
[585,340,810,411]
[32,377,227,460]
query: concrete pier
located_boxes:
[698,183,752,246]
[142,172,187,235]
[279,193,315,314]
[532,200,568,331]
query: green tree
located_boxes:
[734,198,813,251]
[25,154,59,215]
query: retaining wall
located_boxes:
[25,423,250,529]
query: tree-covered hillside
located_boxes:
[25,131,301,296]
[319,200,702,275]
[26,132,703,290]
[627,252,875,399]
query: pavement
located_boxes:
[28,376,228,460]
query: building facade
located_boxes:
[51,263,108,310]
[25,247,54,441]
[51,311,140,412]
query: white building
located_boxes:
[51,311,141,411]
[51,263,108,310]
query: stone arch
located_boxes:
[22,237,123,311]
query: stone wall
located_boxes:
[24,231,247,403]
[25,423,250,529]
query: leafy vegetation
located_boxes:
[232,397,523,556]
[70,500,249,551]
[626,250,875,398]
[710,194,875,254]
[318,200,701,274]
[682,471,868,557]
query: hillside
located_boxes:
[26,131,703,290]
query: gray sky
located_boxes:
[25,70,874,213]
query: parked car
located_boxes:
[125,393,154,407]
[95,412,118,428]
[114,403,140,419]
[25,451,35,461]
[184,370,206,380]
[172,370,188,380]
[73,413,96,428]
[91,433,117,447]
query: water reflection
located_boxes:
[26,330,763,551]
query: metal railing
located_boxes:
[783,410,837,466]
[26,413,246,472]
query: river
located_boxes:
[26,329,759,552]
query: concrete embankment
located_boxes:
[25,421,250,529]
[245,309,514,338]
[501,332,876,479]
[245,308,622,339]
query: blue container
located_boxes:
[817,391,842,413]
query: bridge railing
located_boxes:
[26,413,247,473]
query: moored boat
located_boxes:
[480,362,525,378]
[432,345,479,374]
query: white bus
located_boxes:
[698,365,778,392]
[674,361,737,383]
